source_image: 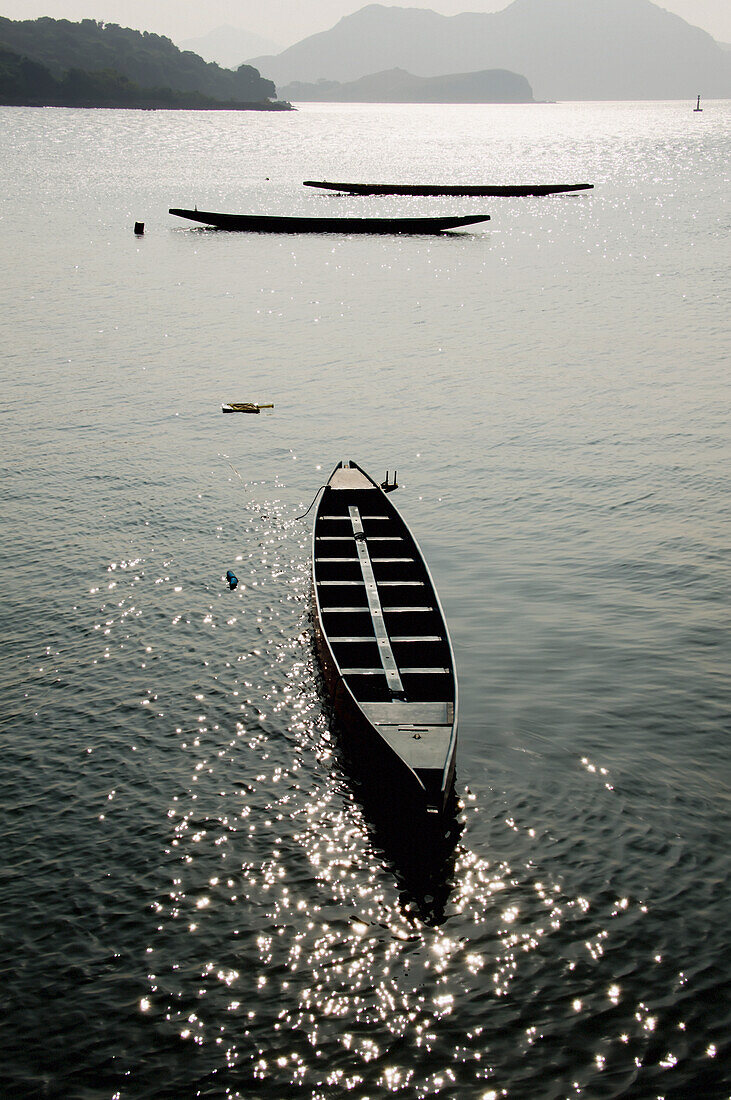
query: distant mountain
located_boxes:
[179,25,281,69]
[0,16,278,103]
[280,66,534,102]
[248,0,731,100]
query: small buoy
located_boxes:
[226,570,238,590]
[134,222,145,235]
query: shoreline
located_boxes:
[0,99,293,111]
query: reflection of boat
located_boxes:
[169,208,489,233]
[694,95,703,112]
[304,180,593,196]
[312,461,458,816]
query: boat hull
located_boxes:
[169,208,489,233]
[313,606,457,816]
[312,462,458,816]
[303,180,593,197]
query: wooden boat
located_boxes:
[312,461,458,816]
[303,180,593,197]
[222,402,274,414]
[169,208,488,233]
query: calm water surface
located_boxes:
[1,101,729,1098]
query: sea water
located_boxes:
[1,100,729,1098]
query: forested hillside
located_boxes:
[0,44,289,109]
[0,16,278,104]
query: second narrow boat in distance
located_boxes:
[312,461,458,817]
[303,180,594,197]
[169,208,489,233]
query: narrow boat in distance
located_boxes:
[222,402,274,414]
[312,461,458,816]
[169,208,489,234]
[303,180,593,197]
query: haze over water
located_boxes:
[1,100,729,1098]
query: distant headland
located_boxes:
[0,17,292,110]
[279,67,535,103]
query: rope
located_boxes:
[222,454,325,522]
[294,485,327,521]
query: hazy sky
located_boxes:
[1,0,729,49]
